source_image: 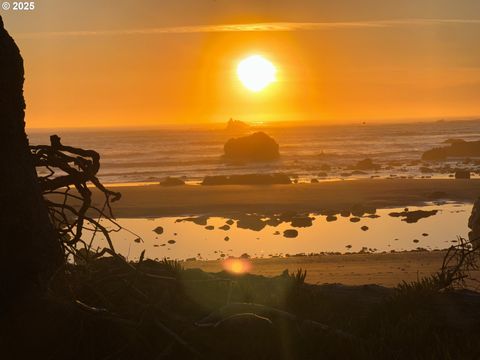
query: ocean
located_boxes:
[29,120,480,184]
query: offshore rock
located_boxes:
[224,132,280,161]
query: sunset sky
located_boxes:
[3,0,480,128]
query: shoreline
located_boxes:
[182,250,480,287]
[89,178,480,218]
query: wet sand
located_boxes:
[87,179,480,286]
[97,179,480,218]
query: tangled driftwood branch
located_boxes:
[30,135,125,261]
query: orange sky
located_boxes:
[2,0,480,128]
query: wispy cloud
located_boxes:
[16,18,480,39]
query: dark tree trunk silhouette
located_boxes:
[0,16,62,308]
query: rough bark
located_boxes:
[0,16,62,308]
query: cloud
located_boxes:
[16,18,480,39]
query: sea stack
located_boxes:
[224,131,280,161]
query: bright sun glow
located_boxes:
[237,55,276,92]
[222,258,252,274]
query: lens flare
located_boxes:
[222,258,252,274]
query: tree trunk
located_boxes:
[0,16,63,308]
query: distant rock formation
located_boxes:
[202,173,291,185]
[354,158,381,170]
[160,177,185,186]
[224,132,280,161]
[422,140,480,160]
[226,118,250,132]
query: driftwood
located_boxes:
[30,135,123,261]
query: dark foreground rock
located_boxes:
[422,140,480,160]
[224,131,280,161]
[202,173,291,185]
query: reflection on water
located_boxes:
[98,204,470,261]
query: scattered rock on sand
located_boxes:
[205,225,215,230]
[278,211,298,222]
[291,216,314,228]
[176,216,209,226]
[226,219,235,225]
[237,215,266,231]
[361,226,369,231]
[326,215,337,222]
[351,170,367,175]
[422,233,429,237]
[224,131,280,161]
[355,158,381,170]
[167,240,176,245]
[283,229,299,238]
[351,204,376,217]
[455,170,471,179]
[160,177,185,186]
[310,178,319,183]
[202,173,291,185]
[153,226,164,234]
[388,209,438,223]
[224,236,230,241]
[413,239,419,243]
[219,225,231,231]
[350,217,361,223]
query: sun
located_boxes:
[237,55,276,92]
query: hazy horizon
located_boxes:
[3,0,480,128]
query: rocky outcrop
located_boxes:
[224,132,280,161]
[202,173,291,185]
[388,209,438,223]
[455,170,470,179]
[160,177,185,186]
[354,158,381,170]
[225,118,250,132]
[422,140,480,160]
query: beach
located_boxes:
[86,179,480,285]
[98,179,480,217]
[183,251,452,287]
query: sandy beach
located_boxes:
[89,179,480,286]
[183,250,480,287]
[98,179,480,218]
